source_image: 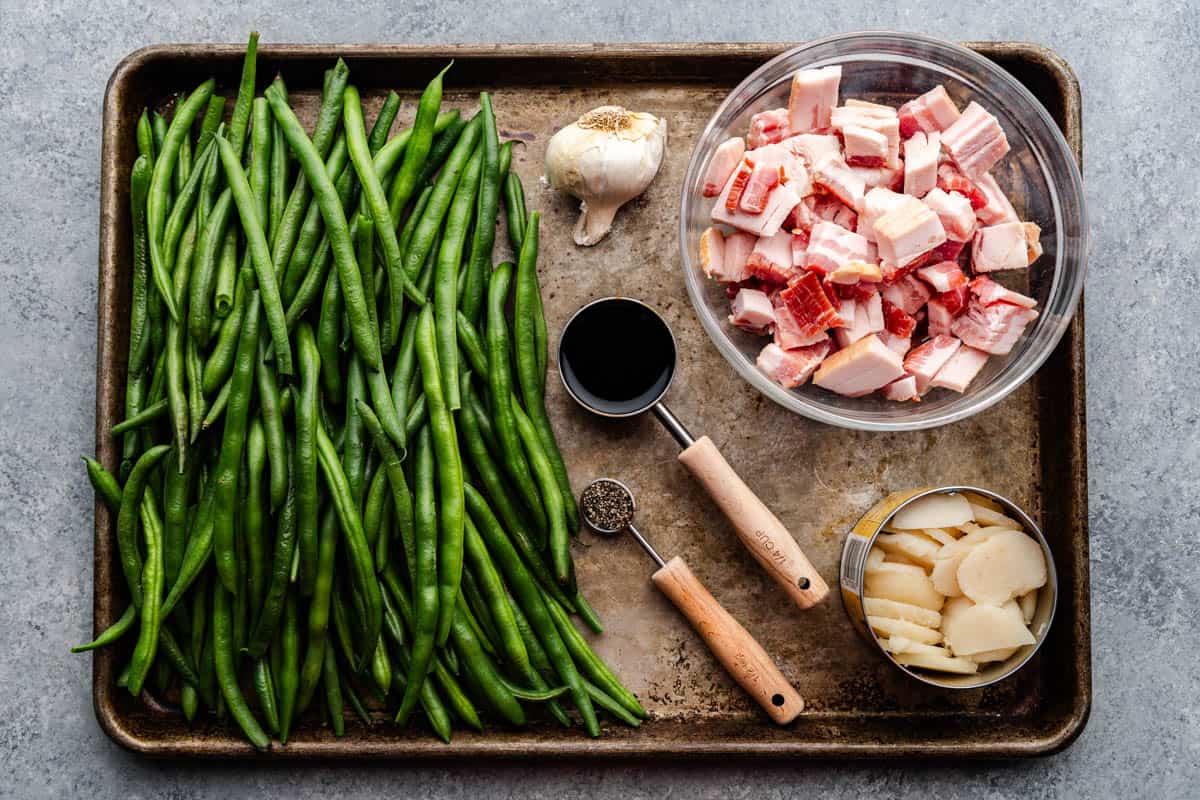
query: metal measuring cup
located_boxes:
[580,478,804,724]
[559,297,829,610]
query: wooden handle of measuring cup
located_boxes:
[652,556,803,724]
[677,435,829,609]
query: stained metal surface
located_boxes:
[94,41,1088,759]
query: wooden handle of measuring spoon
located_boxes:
[652,556,803,724]
[677,435,829,609]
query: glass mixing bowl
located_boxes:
[679,32,1088,431]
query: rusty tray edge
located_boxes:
[94,40,1090,761]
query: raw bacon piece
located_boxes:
[788,67,841,133]
[785,133,842,166]
[930,345,990,392]
[874,196,947,268]
[864,291,884,333]
[834,101,902,169]
[859,187,909,243]
[904,335,962,394]
[843,124,889,167]
[712,171,801,237]
[721,232,756,283]
[941,102,1010,178]
[929,237,967,264]
[1023,222,1043,264]
[832,299,869,348]
[784,196,818,232]
[936,164,987,210]
[828,259,882,284]
[936,284,971,315]
[882,298,917,337]
[834,280,880,301]
[902,132,940,198]
[974,172,1019,224]
[746,230,796,284]
[790,230,809,267]
[922,187,977,242]
[781,271,844,331]
[883,375,919,402]
[758,340,831,388]
[724,161,753,211]
[804,221,871,273]
[814,334,906,397]
[881,274,933,316]
[747,107,791,149]
[699,227,726,280]
[729,288,776,331]
[811,152,867,211]
[969,275,1037,308]
[850,164,903,191]
[973,222,1030,272]
[772,299,831,349]
[917,261,967,293]
[951,300,1039,355]
[897,86,961,138]
[703,137,746,197]
[926,297,955,337]
[879,330,912,359]
[739,161,780,214]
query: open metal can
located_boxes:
[840,486,1058,689]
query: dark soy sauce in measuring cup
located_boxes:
[559,298,676,417]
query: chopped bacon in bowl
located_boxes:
[695,65,1051,404]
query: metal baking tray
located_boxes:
[93,41,1089,758]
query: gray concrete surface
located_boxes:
[2,1,1197,797]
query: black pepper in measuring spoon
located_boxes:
[580,479,636,533]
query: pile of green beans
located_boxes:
[76,33,641,750]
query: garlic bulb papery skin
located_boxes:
[544,106,667,246]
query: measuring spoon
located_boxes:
[559,297,828,609]
[581,478,803,724]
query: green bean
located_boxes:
[343,87,426,344]
[504,588,571,727]
[120,372,146,481]
[315,418,382,671]
[270,121,288,236]
[397,184,434,259]
[111,398,167,436]
[201,377,231,432]
[188,187,233,342]
[83,456,122,510]
[498,140,514,177]
[210,287,261,594]
[127,155,153,376]
[294,324,321,595]
[380,581,406,647]
[503,171,527,252]
[585,680,642,727]
[343,356,369,506]
[515,214,577,531]
[455,311,489,379]
[362,464,389,551]
[497,676,569,702]
[213,229,239,322]
[464,382,501,456]
[197,95,226,169]
[282,135,348,305]
[387,64,450,223]
[297,506,339,713]
[214,134,293,377]
[355,400,415,572]
[544,596,646,719]
[162,139,215,274]
[394,425,439,725]
[368,91,401,157]
[196,122,225,231]
[316,267,344,400]
[175,135,192,194]
[266,82,383,373]
[572,589,604,635]
[461,93,500,324]
[245,419,268,616]
[252,657,281,735]
[457,381,573,610]
[271,59,348,273]
[415,306,465,645]
[484,263,548,542]
[401,115,482,281]
[413,113,469,195]
[147,79,214,321]
[115,445,170,606]
[151,111,167,156]
[181,683,199,723]
[185,340,206,441]
[277,589,301,743]
[434,144,482,411]
[227,31,259,161]
[165,212,198,470]
[201,273,245,392]
[512,398,569,584]
[155,619,202,690]
[212,582,270,749]
[463,515,529,674]
[449,596,525,725]
[255,337,288,512]
[457,583,498,656]
[322,642,346,736]
[246,450,296,657]
[370,637,393,696]
[464,484,599,736]
[161,478,217,619]
[71,604,135,654]
[137,110,155,161]
[162,454,192,586]
[248,97,273,227]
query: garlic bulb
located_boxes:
[544,106,667,246]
